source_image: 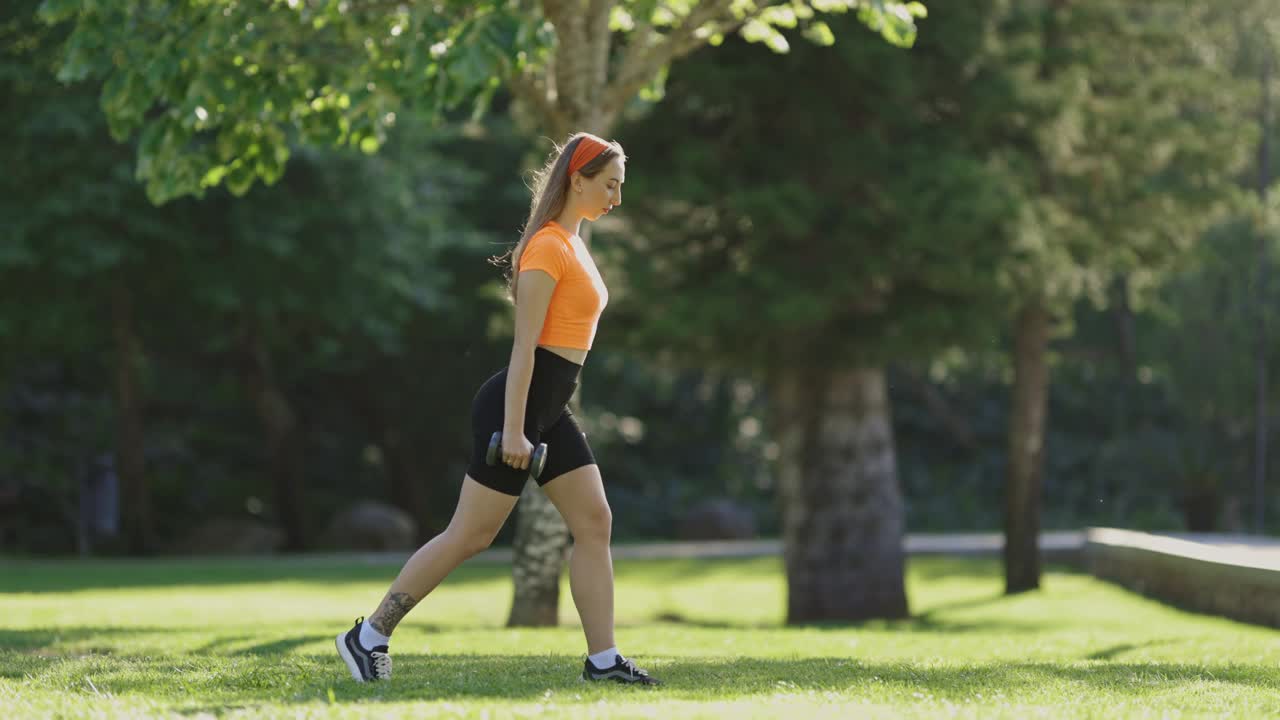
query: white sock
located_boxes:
[359,620,391,650]
[588,647,622,670]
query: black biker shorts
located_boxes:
[466,347,596,496]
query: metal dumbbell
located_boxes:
[486,431,547,479]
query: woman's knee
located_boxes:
[445,525,499,558]
[572,503,612,545]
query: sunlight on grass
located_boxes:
[2,553,1278,718]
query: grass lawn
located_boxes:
[1,552,1278,719]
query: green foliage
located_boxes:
[577,351,779,539]
[602,0,1271,536]
[892,357,1198,533]
[1147,208,1280,425]
[36,1,924,203]
[1,0,192,373]
[5,0,1275,548]
[607,2,1015,371]
[35,0,533,203]
[986,0,1252,308]
[3,0,534,545]
[609,0,1251,360]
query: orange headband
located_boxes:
[567,135,609,176]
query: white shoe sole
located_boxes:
[336,632,366,682]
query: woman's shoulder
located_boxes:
[519,223,574,273]
[528,223,572,249]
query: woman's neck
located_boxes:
[552,210,584,238]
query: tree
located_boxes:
[610,0,1254,614]
[3,0,181,551]
[37,0,925,202]
[5,0,516,551]
[988,0,1251,592]
[609,2,1020,620]
[1138,1,1280,534]
[38,0,925,623]
[184,140,482,550]
[1230,1,1279,534]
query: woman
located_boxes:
[336,132,659,686]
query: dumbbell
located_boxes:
[486,431,548,479]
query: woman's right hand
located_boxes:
[502,431,535,471]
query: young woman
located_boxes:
[336,132,659,686]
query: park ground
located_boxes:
[2,552,1278,719]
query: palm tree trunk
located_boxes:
[773,365,908,623]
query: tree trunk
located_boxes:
[504,100,602,626]
[382,425,431,544]
[773,365,908,623]
[1005,298,1050,594]
[110,281,151,554]
[505,0,728,626]
[507,478,569,626]
[1003,0,1065,593]
[241,328,307,551]
[345,376,432,542]
[1111,274,1137,385]
[903,368,976,450]
[1253,40,1271,534]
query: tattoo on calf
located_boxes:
[368,592,419,635]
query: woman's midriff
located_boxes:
[539,344,588,366]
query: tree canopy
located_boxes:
[38,0,927,204]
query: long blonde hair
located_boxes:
[498,132,625,303]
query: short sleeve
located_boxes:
[518,231,570,281]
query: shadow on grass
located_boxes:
[0,628,371,660]
[11,652,1275,711]
[913,591,1009,618]
[648,592,1042,634]
[906,557,1087,581]
[237,634,335,656]
[1085,640,1179,661]
[193,633,337,657]
[2,555,1048,594]
[0,627,172,655]
[615,557,780,585]
[0,557,509,593]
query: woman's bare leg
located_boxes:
[541,465,615,654]
[365,476,519,637]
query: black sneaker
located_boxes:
[336,617,391,682]
[582,655,661,685]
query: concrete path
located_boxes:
[312,530,1088,566]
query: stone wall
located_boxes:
[1084,527,1280,628]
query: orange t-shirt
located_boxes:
[518,221,609,350]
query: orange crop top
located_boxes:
[518,221,609,350]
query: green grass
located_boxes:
[2,553,1278,719]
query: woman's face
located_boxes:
[578,156,625,222]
